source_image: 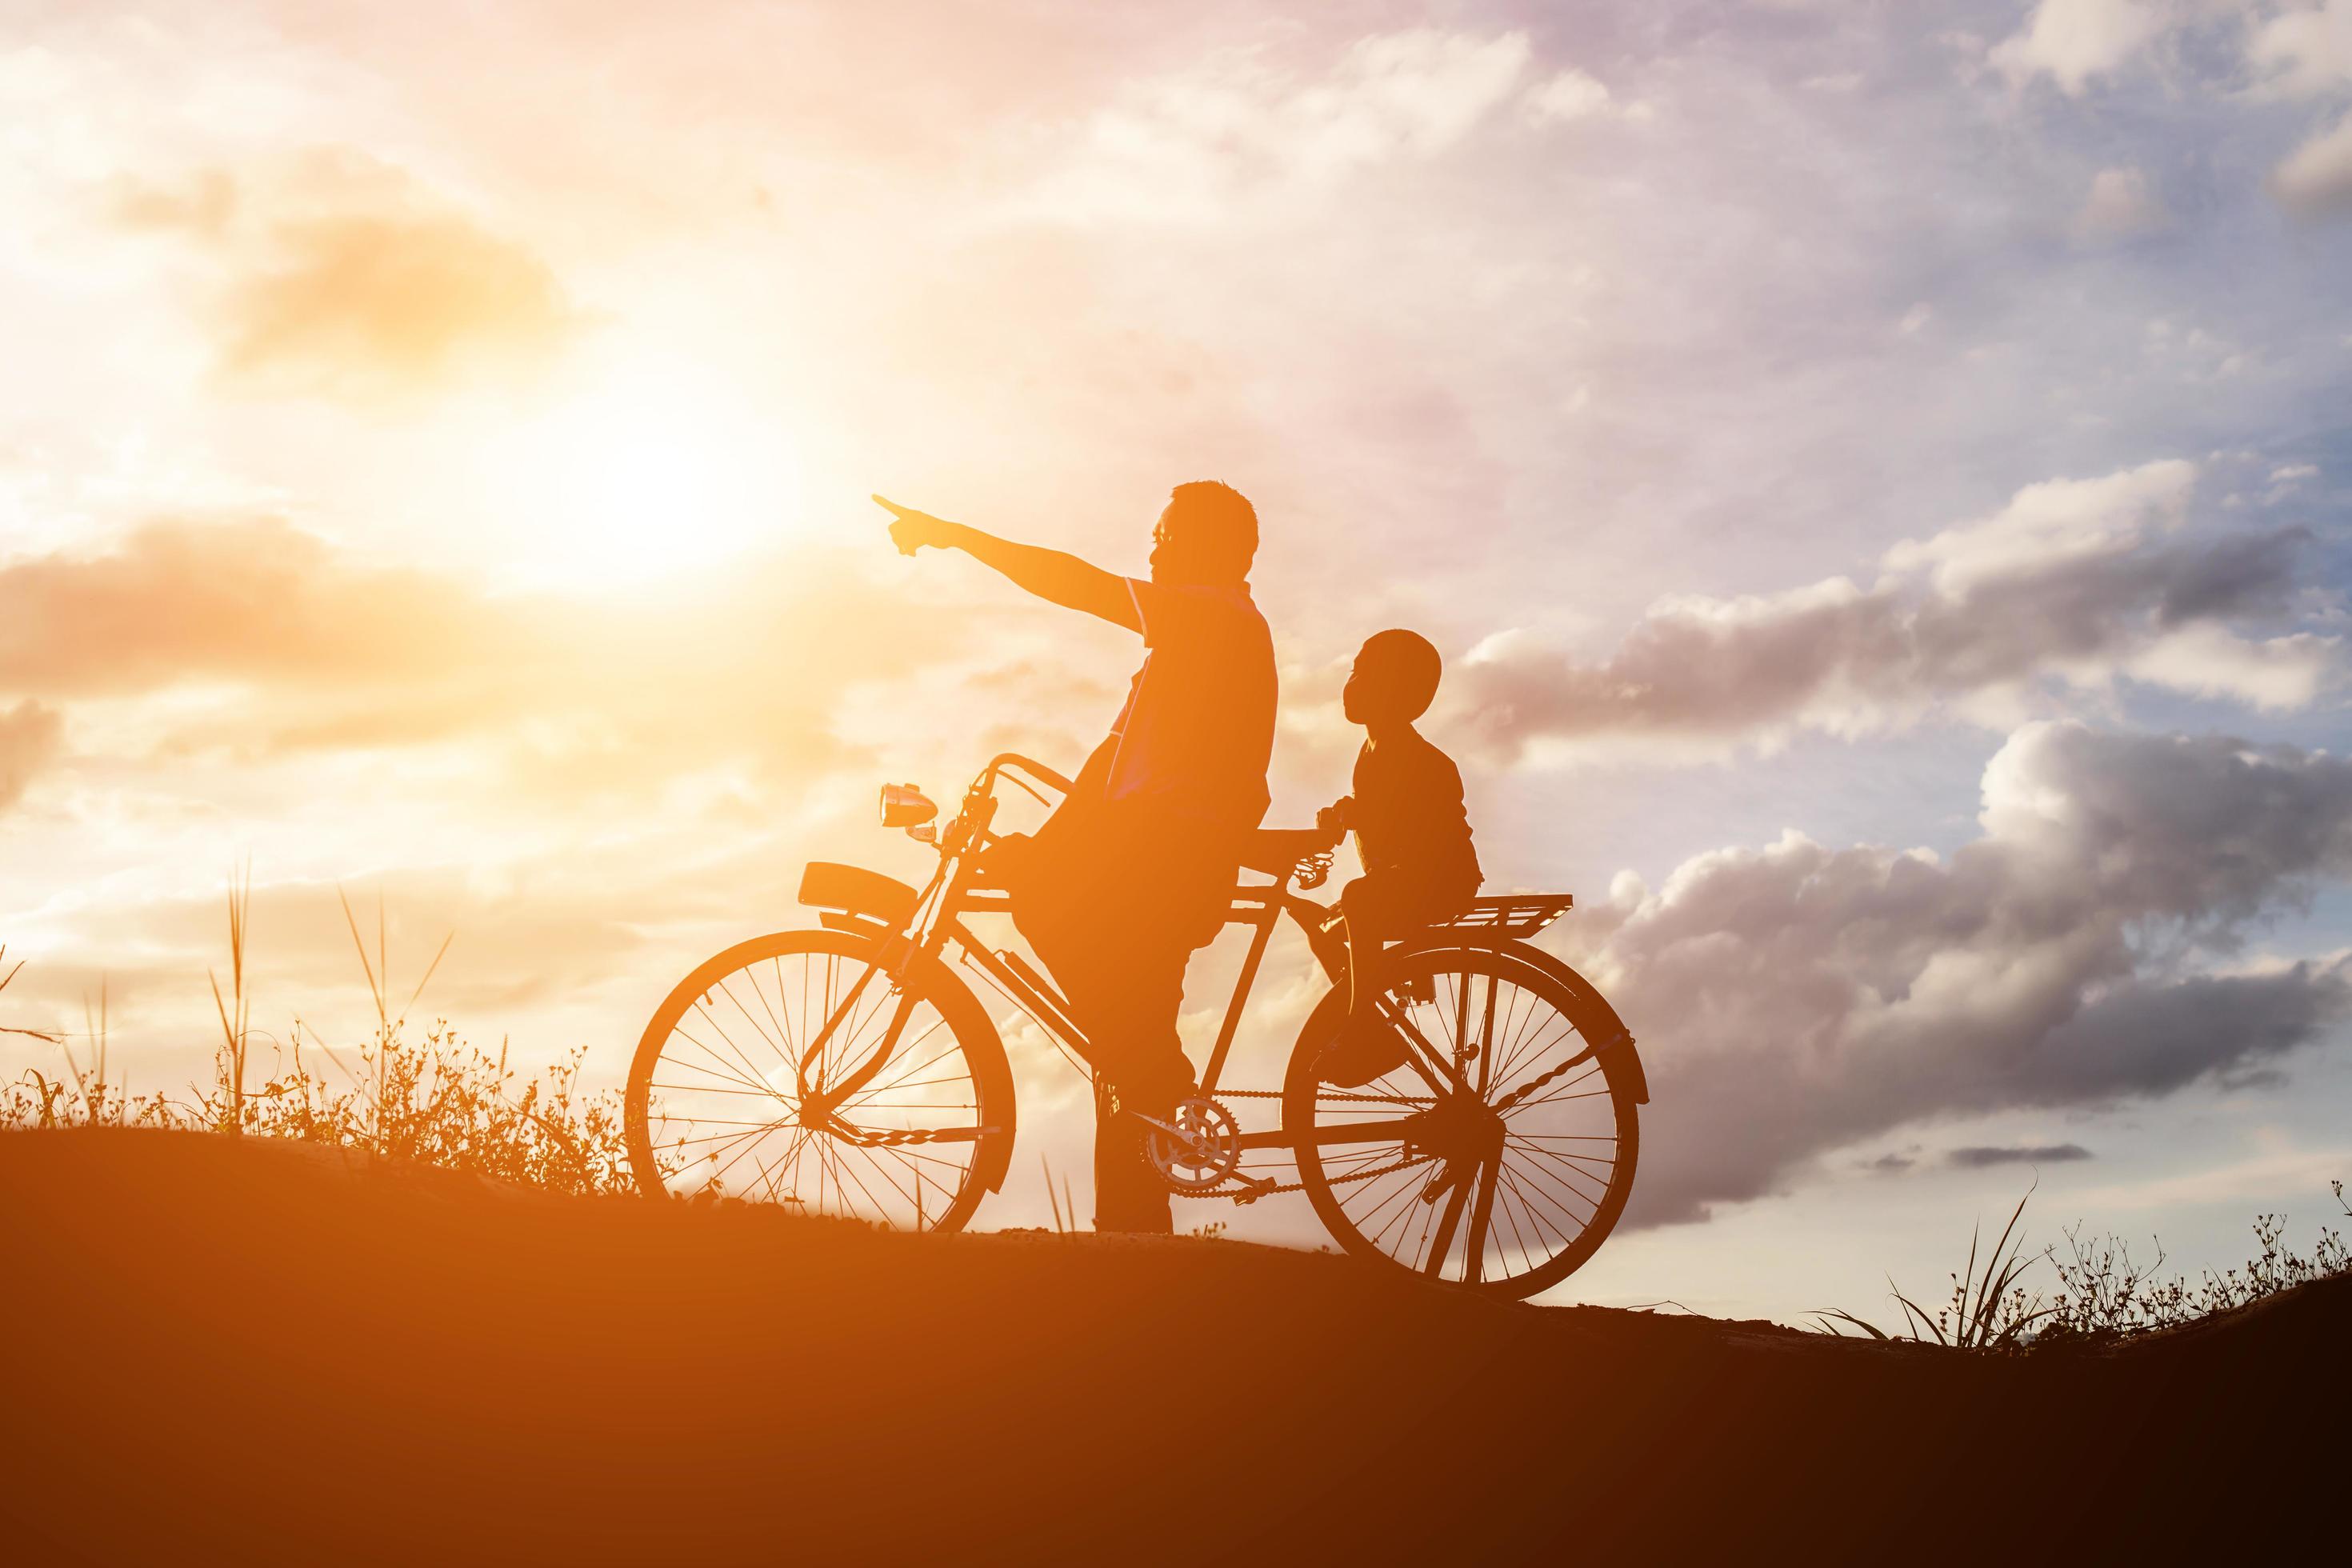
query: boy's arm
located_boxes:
[874,495,1139,631]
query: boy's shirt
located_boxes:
[1348,728,1481,891]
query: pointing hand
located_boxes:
[873,494,950,556]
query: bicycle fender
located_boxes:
[1396,934,1649,1105]
[798,861,920,929]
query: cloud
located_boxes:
[1522,67,1614,124]
[220,210,574,398]
[1883,458,2195,592]
[1946,1142,2093,1167]
[0,518,960,806]
[2074,165,2169,240]
[2270,110,2352,217]
[112,154,578,402]
[2247,1,2352,102]
[1454,460,2338,762]
[0,518,504,698]
[1030,29,1614,222]
[2244,1,2352,215]
[0,699,63,812]
[1554,722,2352,1226]
[1990,0,2169,94]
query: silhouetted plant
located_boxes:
[3,882,637,1198]
[2038,1194,2351,1342]
[1820,1182,2352,1348]
[1818,1187,2049,1349]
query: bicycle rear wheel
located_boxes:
[1282,943,1638,1298]
[626,928,1014,1232]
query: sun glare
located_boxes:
[486,350,797,590]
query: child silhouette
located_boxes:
[1314,629,1482,1086]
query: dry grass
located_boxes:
[1821,1182,2352,1349]
[1818,1186,2049,1349]
[2038,1186,2352,1342]
[3,880,634,1198]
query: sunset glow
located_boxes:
[6,1,2352,1326]
[478,347,798,587]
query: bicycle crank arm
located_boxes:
[1123,1108,1216,1159]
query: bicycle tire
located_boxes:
[626,927,1014,1233]
[1282,942,1640,1298]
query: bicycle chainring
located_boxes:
[1144,1095,1243,1193]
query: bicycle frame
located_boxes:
[794,754,1506,1182]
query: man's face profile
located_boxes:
[1147,501,1191,585]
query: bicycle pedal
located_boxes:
[1230,1172,1276,1206]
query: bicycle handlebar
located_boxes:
[983,753,1074,798]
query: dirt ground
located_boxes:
[3,1129,2342,1563]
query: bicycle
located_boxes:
[625,753,1650,1297]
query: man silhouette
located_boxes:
[874,484,1276,1234]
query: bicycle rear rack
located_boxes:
[1425,894,1573,940]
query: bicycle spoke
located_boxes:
[640,941,998,1230]
[1499,1156,1597,1232]
[1295,945,1634,1294]
[688,1002,789,1099]
[652,1048,778,1097]
[714,974,789,1069]
[840,1022,954,1106]
[648,1078,790,1098]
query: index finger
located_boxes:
[870,493,915,520]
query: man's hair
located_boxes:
[1361,628,1443,722]
[1167,480,1259,582]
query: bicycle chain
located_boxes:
[1195,1041,1605,1202]
[1190,1149,1433,1205]
[822,1050,1573,1189]
[1185,1089,1433,1203]
[1180,1078,1470,1200]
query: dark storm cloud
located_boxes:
[1558,722,2352,1227]
[1946,1143,2091,1169]
[1455,460,2336,761]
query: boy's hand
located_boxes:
[1315,798,1351,842]
[873,494,951,556]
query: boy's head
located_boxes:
[1149,480,1258,586]
[1342,629,1442,727]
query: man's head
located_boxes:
[1343,629,1443,727]
[1149,480,1258,586]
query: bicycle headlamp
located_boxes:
[880,782,938,830]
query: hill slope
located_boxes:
[3,1130,2343,1563]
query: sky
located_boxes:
[5,0,2352,1322]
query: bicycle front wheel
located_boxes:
[626,928,1014,1232]
[1282,944,1639,1298]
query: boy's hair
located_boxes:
[1167,480,1258,582]
[1360,628,1442,721]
